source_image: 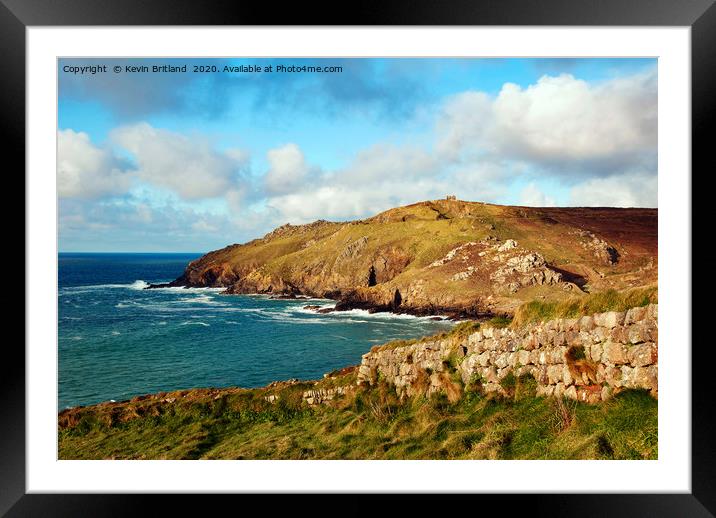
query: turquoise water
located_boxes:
[58,253,454,409]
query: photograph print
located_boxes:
[57,57,658,460]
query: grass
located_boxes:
[511,285,657,327]
[58,377,657,460]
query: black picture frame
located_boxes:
[5,0,711,514]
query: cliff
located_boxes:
[154,199,657,317]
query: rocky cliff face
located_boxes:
[357,304,658,404]
[155,199,657,317]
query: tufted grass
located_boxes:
[58,377,657,460]
[511,285,657,328]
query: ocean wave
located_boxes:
[61,280,225,293]
[298,307,452,323]
[148,285,226,293]
[180,321,210,327]
[175,294,228,306]
[62,280,149,291]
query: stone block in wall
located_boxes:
[627,323,646,344]
[589,342,603,363]
[554,382,565,397]
[523,334,538,351]
[579,315,595,331]
[549,347,566,364]
[482,366,499,383]
[592,326,609,342]
[562,365,573,386]
[505,339,518,353]
[553,332,566,347]
[529,349,540,365]
[495,352,510,369]
[468,331,483,346]
[399,363,414,376]
[628,342,657,367]
[536,384,554,397]
[577,385,602,404]
[565,330,580,346]
[484,338,497,351]
[601,311,626,329]
[620,365,634,387]
[610,325,630,343]
[568,317,581,331]
[357,364,374,384]
[517,349,531,366]
[547,364,563,384]
[473,351,487,367]
[574,371,593,386]
[536,365,549,384]
[630,365,658,392]
[624,306,648,325]
[596,364,606,384]
[514,365,531,378]
[604,365,624,387]
[601,385,613,401]
[580,330,597,344]
[602,341,628,365]
[564,385,578,400]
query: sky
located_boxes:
[58,58,657,252]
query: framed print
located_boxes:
[5,0,712,514]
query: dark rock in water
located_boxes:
[270,293,309,300]
[317,308,335,314]
[303,305,321,310]
[429,317,444,321]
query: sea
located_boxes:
[58,253,454,409]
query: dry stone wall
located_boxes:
[357,304,658,404]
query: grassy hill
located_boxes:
[163,199,657,316]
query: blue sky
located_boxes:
[58,58,657,252]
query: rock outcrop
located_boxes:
[357,304,658,404]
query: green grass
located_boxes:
[58,380,657,460]
[511,286,657,327]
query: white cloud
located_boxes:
[264,143,312,194]
[569,172,657,208]
[264,143,446,223]
[57,129,132,199]
[337,144,437,185]
[111,122,249,200]
[519,183,556,207]
[437,69,657,173]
